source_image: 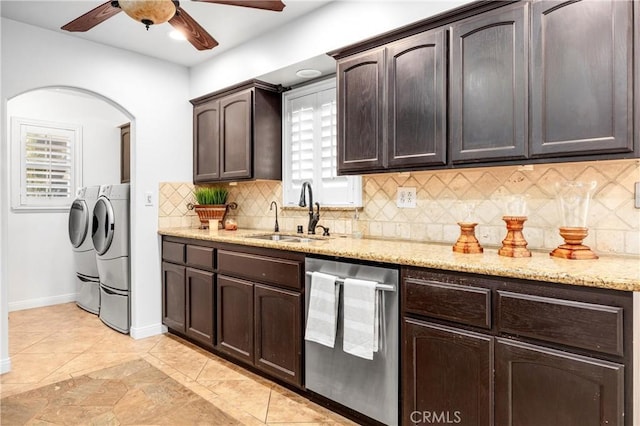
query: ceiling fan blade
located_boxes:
[61,1,122,32]
[169,7,219,51]
[195,0,285,12]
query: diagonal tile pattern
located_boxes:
[1,303,355,425]
[159,159,640,255]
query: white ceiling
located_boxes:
[0,0,334,68]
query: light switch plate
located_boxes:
[145,191,153,206]
[397,187,416,208]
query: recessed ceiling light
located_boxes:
[169,30,186,41]
[295,69,322,79]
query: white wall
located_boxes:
[1,17,192,372]
[190,0,471,97]
[6,90,128,310]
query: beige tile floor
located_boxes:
[1,303,356,425]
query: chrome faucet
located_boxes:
[298,181,320,234]
[269,200,279,232]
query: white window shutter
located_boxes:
[282,78,362,208]
[11,118,81,210]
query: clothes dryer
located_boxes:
[68,185,101,314]
[92,183,130,333]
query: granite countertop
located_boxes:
[158,227,640,292]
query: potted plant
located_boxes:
[189,186,234,229]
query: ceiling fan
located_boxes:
[61,0,286,51]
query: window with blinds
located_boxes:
[11,118,81,210]
[283,78,361,207]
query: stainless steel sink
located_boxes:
[245,233,326,243]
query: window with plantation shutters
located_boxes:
[283,78,361,207]
[11,118,82,210]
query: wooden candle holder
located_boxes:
[550,227,598,260]
[452,222,483,254]
[498,216,531,258]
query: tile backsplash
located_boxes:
[159,159,640,256]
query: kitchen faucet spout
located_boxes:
[299,182,320,234]
[269,200,279,232]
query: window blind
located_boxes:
[11,117,80,210]
[24,131,73,198]
[282,78,361,207]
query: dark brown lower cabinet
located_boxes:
[401,267,632,426]
[162,262,185,333]
[216,275,254,364]
[164,239,304,390]
[254,284,301,387]
[495,338,624,426]
[403,318,492,426]
[185,267,215,348]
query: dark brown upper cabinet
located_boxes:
[450,2,528,164]
[119,123,130,183]
[193,100,220,181]
[530,0,633,157]
[191,80,282,183]
[330,0,637,175]
[387,30,447,169]
[337,48,385,173]
[335,28,447,175]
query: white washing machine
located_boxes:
[68,185,101,314]
[92,183,130,333]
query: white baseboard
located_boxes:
[0,356,11,374]
[8,293,77,312]
[130,322,166,340]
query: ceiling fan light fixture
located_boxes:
[119,0,177,28]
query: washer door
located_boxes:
[68,199,89,248]
[92,197,115,256]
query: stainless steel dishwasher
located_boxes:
[304,257,399,426]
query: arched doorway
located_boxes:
[1,86,134,373]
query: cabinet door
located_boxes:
[220,90,252,180]
[530,0,632,157]
[120,123,130,183]
[337,48,385,174]
[450,3,528,163]
[162,262,185,333]
[185,268,215,348]
[193,99,220,182]
[387,30,446,168]
[495,338,624,426]
[216,275,254,364]
[403,318,492,426]
[254,284,302,387]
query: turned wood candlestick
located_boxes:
[498,216,531,258]
[452,222,483,254]
[550,227,598,260]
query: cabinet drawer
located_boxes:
[497,291,624,356]
[404,278,491,329]
[218,250,302,290]
[162,241,185,264]
[186,245,215,270]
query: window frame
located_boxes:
[10,117,82,212]
[282,77,362,208]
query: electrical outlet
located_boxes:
[144,191,153,206]
[397,187,416,208]
[635,182,640,209]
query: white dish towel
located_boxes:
[343,278,379,360]
[304,271,339,348]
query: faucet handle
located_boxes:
[316,225,330,236]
